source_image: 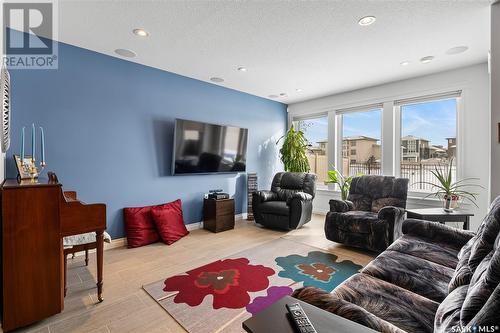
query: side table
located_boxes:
[406,208,473,230]
[203,198,235,233]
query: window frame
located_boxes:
[291,113,330,189]
[394,94,463,195]
[336,106,383,177]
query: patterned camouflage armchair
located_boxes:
[325,175,409,252]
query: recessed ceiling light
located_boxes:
[237,66,247,72]
[400,61,410,66]
[446,46,469,55]
[114,48,136,58]
[210,77,224,83]
[295,88,303,93]
[358,16,376,26]
[420,56,435,64]
[268,94,279,99]
[132,28,149,37]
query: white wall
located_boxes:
[491,2,500,201]
[288,63,490,231]
[0,154,4,182]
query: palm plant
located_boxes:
[276,125,311,172]
[416,158,482,210]
[325,166,363,200]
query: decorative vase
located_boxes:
[247,173,257,221]
[443,194,459,212]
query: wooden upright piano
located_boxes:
[0,176,106,332]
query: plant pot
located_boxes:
[443,194,459,212]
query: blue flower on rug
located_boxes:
[275,251,362,292]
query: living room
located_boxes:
[0,1,499,333]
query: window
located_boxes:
[294,115,328,189]
[340,109,382,176]
[400,98,457,192]
[289,91,460,196]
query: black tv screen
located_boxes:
[172,119,248,175]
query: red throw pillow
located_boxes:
[151,199,189,245]
[123,205,160,248]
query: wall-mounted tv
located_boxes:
[172,119,248,175]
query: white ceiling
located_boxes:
[54,0,491,104]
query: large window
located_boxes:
[294,116,328,188]
[291,92,460,195]
[400,98,457,191]
[341,109,382,176]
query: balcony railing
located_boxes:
[307,153,455,192]
[399,162,456,191]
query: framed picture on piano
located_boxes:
[14,154,37,180]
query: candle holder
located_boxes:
[27,159,46,183]
[16,123,46,183]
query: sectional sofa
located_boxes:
[293,197,500,332]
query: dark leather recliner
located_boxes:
[253,172,317,230]
[326,175,409,252]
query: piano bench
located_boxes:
[63,232,111,301]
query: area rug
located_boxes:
[143,238,362,333]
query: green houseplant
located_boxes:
[325,167,362,200]
[276,125,311,172]
[417,159,482,211]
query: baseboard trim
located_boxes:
[186,222,203,231]
[105,237,127,250]
[101,213,248,251]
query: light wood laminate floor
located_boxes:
[7,214,375,333]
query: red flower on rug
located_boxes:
[163,258,275,309]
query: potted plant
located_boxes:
[417,159,482,212]
[276,125,311,172]
[325,167,362,200]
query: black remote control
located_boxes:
[286,303,318,333]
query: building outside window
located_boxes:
[340,109,382,176]
[401,136,430,162]
[400,98,458,191]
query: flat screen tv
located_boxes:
[172,119,248,175]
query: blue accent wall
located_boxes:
[6,39,287,239]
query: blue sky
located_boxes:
[401,99,456,147]
[298,99,456,148]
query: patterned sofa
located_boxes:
[293,196,500,332]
